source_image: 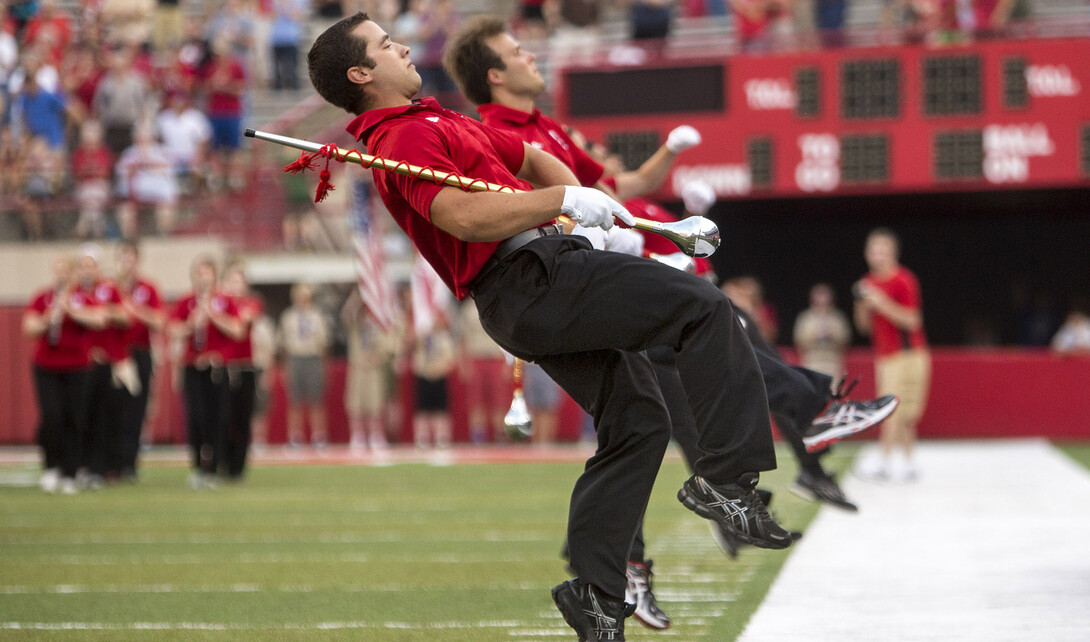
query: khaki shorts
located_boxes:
[876,349,931,425]
[345,365,384,417]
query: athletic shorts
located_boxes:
[875,348,931,425]
[345,364,384,417]
[287,355,325,404]
[463,358,510,413]
[414,376,448,412]
[209,115,242,151]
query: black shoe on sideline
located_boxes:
[552,578,635,641]
[679,474,794,550]
[790,471,859,512]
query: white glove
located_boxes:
[666,125,702,153]
[570,224,608,250]
[604,227,644,257]
[561,186,634,231]
[681,179,716,216]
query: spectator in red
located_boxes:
[972,0,1014,33]
[60,44,106,122]
[115,240,163,481]
[729,0,793,52]
[198,36,247,191]
[168,256,243,490]
[23,256,106,494]
[72,120,115,239]
[22,0,70,67]
[221,262,262,480]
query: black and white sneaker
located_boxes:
[678,474,794,550]
[552,578,635,641]
[804,395,899,453]
[790,471,859,512]
[625,560,671,630]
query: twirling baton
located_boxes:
[244,129,721,258]
[503,358,533,441]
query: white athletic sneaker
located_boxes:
[59,478,79,495]
[625,561,671,630]
[855,454,890,483]
[890,452,919,484]
[40,468,60,494]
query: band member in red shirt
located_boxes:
[221,263,263,480]
[308,14,791,639]
[115,241,164,481]
[23,256,107,494]
[75,244,131,487]
[169,256,244,490]
[854,227,930,483]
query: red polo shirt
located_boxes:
[862,266,928,357]
[170,291,239,364]
[120,277,163,350]
[477,103,605,188]
[347,97,538,300]
[225,295,263,363]
[625,197,714,276]
[27,288,96,371]
[83,280,129,363]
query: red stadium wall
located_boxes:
[3,306,1088,444]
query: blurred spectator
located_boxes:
[729,0,795,52]
[313,0,344,20]
[516,0,550,41]
[973,0,1015,33]
[279,283,330,446]
[458,299,510,443]
[631,0,675,40]
[1017,292,1060,346]
[12,59,66,151]
[342,288,396,451]
[417,0,459,99]
[722,275,780,345]
[114,121,178,238]
[392,0,426,65]
[552,0,601,57]
[155,90,211,192]
[221,263,261,479]
[249,300,276,447]
[0,24,15,125]
[72,120,115,239]
[1050,298,1090,354]
[198,36,247,191]
[152,0,185,50]
[411,313,455,449]
[523,361,561,445]
[0,125,20,195]
[793,283,851,385]
[17,136,61,240]
[99,0,154,47]
[814,0,847,45]
[22,0,70,67]
[60,44,105,123]
[8,0,39,38]
[160,37,202,98]
[93,44,151,157]
[7,47,60,95]
[205,0,255,63]
[270,0,307,90]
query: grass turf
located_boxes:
[1059,444,1090,472]
[0,444,835,641]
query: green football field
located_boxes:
[1,443,1087,641]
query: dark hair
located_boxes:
[308,12,376,114]
[443,16,507,106]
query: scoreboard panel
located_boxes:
[555,37,1090,200]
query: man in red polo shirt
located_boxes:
[168,256,243,490]
[307,14,791,639]
[24,256,107,494]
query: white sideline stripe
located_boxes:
[0,532,552,545]
[9,552,551,565]
[0,582,548,595]
[741,440,1090,642]
[0,620,529,631]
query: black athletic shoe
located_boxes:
[678,474,794,550]
[790,471,859,512]
[804,395,899,453]
[625,560,671,630]
[552,578,635,641]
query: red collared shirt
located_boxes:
[347,97,537,300]
[862,266,928,357]
[120,277,163,350]
[82,280,129,363]
[169,291,240,364]
[477,103,605,188]
[224,295,263,363]
[27,288,96,371]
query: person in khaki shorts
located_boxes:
[854,228,931,483]
[279,283,330,446]
[341,288,400,451]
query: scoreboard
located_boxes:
[554,37,1090,200]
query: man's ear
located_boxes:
[347,65,372,86]
[486,67,504,87]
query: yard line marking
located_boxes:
[10,551,555,565]
[0,531,554,545]
[0,582,549,595]
[0,620,535,631]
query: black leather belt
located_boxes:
[470,223,564,296]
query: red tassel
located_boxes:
[283,152,316,174]
[315,168,335,203]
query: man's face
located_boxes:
[865,235,897,273]
[350,20,421,101]
[484,32,545,99]
[77,256,98,286]
[193,264,216,291]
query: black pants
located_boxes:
[85,362,128,476]
[183,365,230,474]
[225,367,256,478]
[473,236,774,599]
[271,44,299,90]
[116,349,154,475]
[34,366,91,478]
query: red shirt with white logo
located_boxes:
[27,288,96,371]
[477,103,605,188]
[120,277,163,350]
[83,280,129,363]
[170,291,240,364]
[347,97,538,300]
[225,295,263,363]
[862,266,928,357]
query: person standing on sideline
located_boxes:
[410,312,456,449]
[169,256,243,489]
[458,299,511,443]
[114,241,164,482]
[24,257,106,494]
[341,288,396,451]
[854,228,930,483]
[279,283,330,447]
[794,282,851,386]
[221,263,262,478]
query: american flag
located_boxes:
[350,177,397,330]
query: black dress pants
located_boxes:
[117,349,154,475]
[34,366,91,478]
[85,362,126,476]
[183,365,230,474]
[225,367,256,478]
[472,235,775,599]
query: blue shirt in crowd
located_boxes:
[16,89,67,150]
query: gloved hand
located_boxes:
[604,227,644,256]
[666,125,702,153]
[561,186,634,231]
[570,224,608,250]
[681,179,717,216]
